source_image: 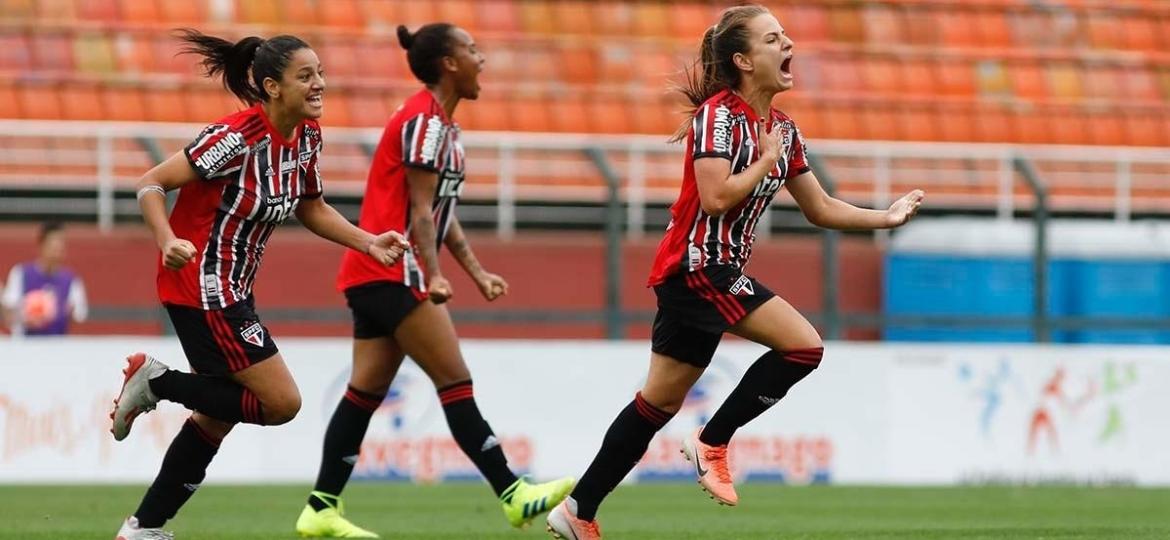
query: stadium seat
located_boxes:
[860,105,900,140]
[632,2,670,39]
[114,34,156,74]
[1086,108,1126,146]
[902,58,938,96]
[670,3,716,40]
[900,103,941,142]
[557,45,599,85]
[1009,62,1048,101]
[143,86,186,123]
[73,33,117,74]
[1120,15,1160,52]
[0,32,32,71]
[31,32,74,72]
[354,39,406,80]
[936,103,976,142]
[462,96,510,132]
[0,80,20,118]
[1124,111,1167,147]
[593,1,634,37]
[860,4,904,45]
[320,92,352,127]
[320,0,361,29]
[152,36,192,75]
[1047,63,1083,101]
[74,0,118,23]
[157,0,204,25]
[317,37,359,78]
[974,10,1013,48]
[36,0,74,20]
[3,0,36,19]
[511,94,554,132]
[101,84,147,121]
[17,83,63,119]
[1014,107,1051,144]
[118,0,160,25]
[973,103,1015,143]
[60,84,105,121]
[862,56,902,96]
[598,44,635,83]
[938,10,977,48]
[821,56,863,93]
[903,8,939,46]
[1158,67,1170,102]
[552,94,590,133]
[937,58,977,96]
[820,104,864,140]
[827,5,864,43]
[518,0,555,35]
[476,0,520,34]
[781,4,829,43]
[587,97,632,134]
[1086,14,1122,51]
[281,0,319,26]
[436,0,479,33]
[1123,67,1160,102]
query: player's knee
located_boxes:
[263,390,302,425]
[778,344,825,369]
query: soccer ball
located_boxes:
[22,288,59,329]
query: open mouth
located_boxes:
[307,94,323,106]
[780,56,794,79]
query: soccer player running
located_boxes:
[294,23,573,538]
[109,31,408,539]
[547,5,925,539]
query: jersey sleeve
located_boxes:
[692,102,734,161]
[302,126,324,199]
[786,123,811,180]
[184,124,248,180]
[401,112,446,172]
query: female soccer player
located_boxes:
[109,30,408,539]
[547,5,925,539]
[294,23,573,538]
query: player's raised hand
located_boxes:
[368,230,409,266]
[162,238,196,270]
[427,275,454,304]
[886,189,925,228]
[758,120,785,163]
[474,271,509,302]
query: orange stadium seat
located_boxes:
[1010,62,1048,100]
[821,56,864,93]
[119,0,161,25]
[1048,105,1089,145]
[74,0,118,23]
[320,0,361,29]
[114,34,155,73]
[557,45,599,84]
[551,1,594,36]
[598,44,635,83]
[861,4,904,44]
[281,0,319,27]
[827,4,864,43]
[593,1,634,37]
[901,104,942,142]
[859,105,899,140]
[73,33,117,74]
[974,103,1015,143]
[633,47,677,86]
[518,0,555,35]
[937,58,977,96]
[143,86,187,123]
[936,103,976,142]
[1123,67,1160,102]
[902,8,938,46]
[862,56,903,96]
[0,32,32,71]
[902,57,938,96]
[781,4,829,43]
[938,10,977,48]
[461,96,509,131]
[1120,15,1161,52]
[436,0,479,32]
[238,0,280,26]
[0,80,20,118]
[511,94,554,132]
[974,9,1013,48]
[632,96,679,136]
[1124,111,1168,147]
[31,32,74,72]
[60,84,105,121]
[1014,107,1051,144]
[552,94,590,133]
[3,0,35,19]
[17,83,63,119]
[1158,67,1170,101]
[346,92,391,127]
[355,39,407,80]
[152,36,193,75]
[157,0,205,25]
[588,97,632,134]
[184,87,238,121]
[670,3,716,40]
[1082,64,1120,101]
[317,37,359,78]
[632,2,669,39]
[476,0,520,34]
[819,104,863,140]
[36,0,75,21]
[1086,108,1126,146]
[1086,14,1122,51]
[320,93,352,127]
[1047,63,1083,101]
[101,85,148,121]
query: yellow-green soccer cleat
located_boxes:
[500,476,576,529]
[295,492,379,538]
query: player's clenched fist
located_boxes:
[162,238,196,270]
[368,230,410,266]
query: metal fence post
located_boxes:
[807,152,841,340]
[1012,155,1050,343]
[585,147,624,339]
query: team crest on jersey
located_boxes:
[729,275,755,296]
[240,321,264,347]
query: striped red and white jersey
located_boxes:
[337,88,466,292]
[158,104,324,310]
[647,89,811,286]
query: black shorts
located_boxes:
[166,296,279,376]
[651,265,775,368]
[345,281,427,339]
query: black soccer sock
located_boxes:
[437,380,518,497]
[149,370,265,425]
[134,418,222,528]
[570,392,674,521]
[308,385,385,511]
[699,347,823,447]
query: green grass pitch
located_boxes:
[2,484,1169,539]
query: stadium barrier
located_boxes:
[1,338,1166,485]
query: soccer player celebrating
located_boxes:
[109,30,408,539]
[294,23,573,538]
[547,5,925,539]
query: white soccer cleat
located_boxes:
[110,353,167,441]
[115,516,174,539]
[546,497,602,540]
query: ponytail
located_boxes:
[176,29,311,105]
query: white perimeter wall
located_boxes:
[1,338,1167,485]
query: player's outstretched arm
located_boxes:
[787,171,925,230]
[294,197,407,266]
[444,216,507,301]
